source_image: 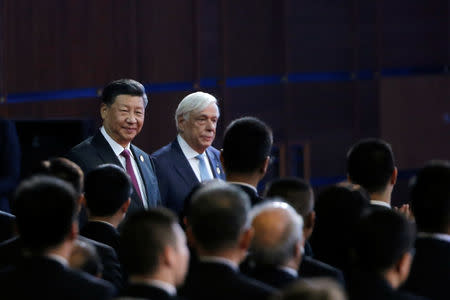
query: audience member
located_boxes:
[118,208,189,300]
[265,178,345,286]
[309,184,369,277]
[271,278,347,300]
[152,91,225,215]
[81,164,132,254]
[348,209,427,300]
[402,160,450,300]
[70,239,103,278]
[221,116,273,206]
[0,175,114,299]
[66,79,160,214]
[244,200,304,289]
[180,182,276,300]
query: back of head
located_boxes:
[222,116,273,174]
[13,175,78,253]
[249,200,304,267]
[411,160,450,234]
[102,78,148,107]
[347,138,395,194]
[265,177,313,218]
[354,209,415,274]
[188,181,251,252]
[273,278,347,300]
[84,164,132,217]
[120,208,179,276]
[34,157,84,197]
[175,91,219,130]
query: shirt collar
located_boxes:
[101,126,131,156]
[228,182,258,193]
[199,256,239,271]
[46,254,69,267]
[129,278,177,296]
[417,232,450,243]
[370,200,391,209]
[177,134,203,159]
[278,266,298,277]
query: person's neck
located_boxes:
[45,240,73,261]
[196,247,244,265]
[370,187,392,204]
[383,268,402,290]
[226,173,261,189]
[129,271,176,288]
[89,215,121,229]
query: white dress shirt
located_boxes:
[101,126,148,208]
[370,200,391,209]
[177,135,214,182]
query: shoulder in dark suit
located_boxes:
[402,236,450,300]
[66,130,161,214]
[0,256,115,300]
[231,183,263,206]
[152,139,225,214]
[243,265,297,289]
[180,261,275,300]
[81,221,120,255]
[120,283,183,300]
[299,256,346,287]
[0,210,16,243]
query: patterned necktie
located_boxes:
[196,154,212,182]
[120,149,143,201]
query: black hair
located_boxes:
[101,78,148,107]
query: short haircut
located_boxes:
[265,177,314,218]
[354,209,416,273]
[222,116,273,174]
[411,160,450,233]
[84,164,132,217]
[101,78,148,108]
[13,175,78,253]
[34,157,84,196]
[249,200,304,266]
[120,208,179,276]
[175,91,219,130]
[347,138,395,193]
[188,181,251,252]
[272,278,347,300]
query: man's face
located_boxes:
[173,224,190,286]
[101,95,145,147]
[178,103,219,153]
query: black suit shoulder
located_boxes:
[81,221,120,255]
[243,265,297,289]
[120,283,184,300]
[299,256,345,287]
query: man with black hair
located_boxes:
[180,181,275,300]
[265,178,345,286]
[67,79,160,214]
[402,160,450,300]
[81,164,132,254]
[347,138,398,210]
[0,175,115,300]
[348,209,427,300]
[119,208,189,300]
[221,116,273,206]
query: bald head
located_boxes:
[250,201,304,267]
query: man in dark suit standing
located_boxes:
[180,182,275,300]
[402,160,450,300]
[81,164,132,255]
[0,175,115,300]
[152,92,225,215]
[67,79,160,215]
[221,117,273,206]
[119,209,190,300]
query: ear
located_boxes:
[391,167,398,185]
[100,103,108,121]
[163,245,177,269]
[395,251,413,285]
[260,156,270,175]
[68,221,79,242]
[78,194,86,215]
[121,198,131,213]
[185,225,196,248]
[238,227,254,252]
[293,239,303,260]
[177,115,186,133]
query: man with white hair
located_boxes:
[152,92,225,214]
[243,200,305,289]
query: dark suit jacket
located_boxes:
[231,183,263,206]
[0,256,115,300]
[121,283,183,300]
[152,139,225,214]
[402,236,450,300]
[66,130,161,215]
[299,256,346,287]
[0,210,16,243]
[244,265,297,289]
[348,271,429,300]
[81,221,120,256]
[180,261,275,300]
[0,235,124,291]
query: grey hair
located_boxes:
[175,91,220,130]
[249,199,304,266]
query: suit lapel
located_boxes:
[206,147,224,179]
[130,145,153,207]
[90,131,123,167]
[171,140,200,187]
